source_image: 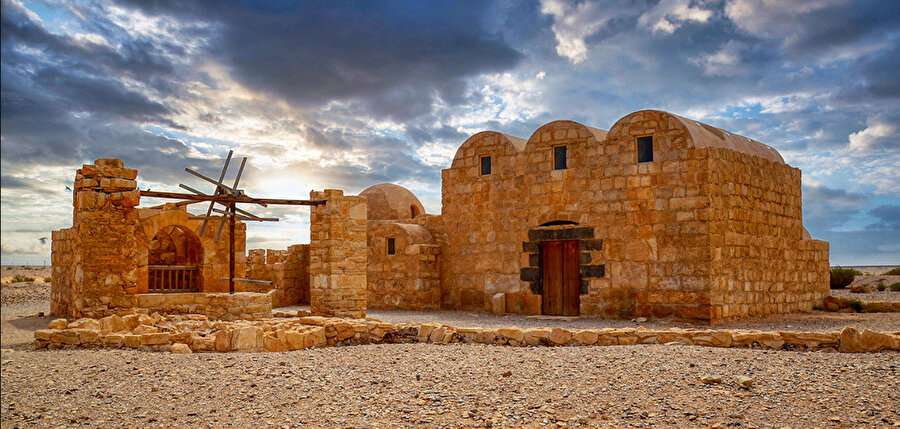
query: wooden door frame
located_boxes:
[540,240,581,316]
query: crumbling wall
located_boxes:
[367,221,440,310]
[106,291,272,320]
[50,228,76,317]
[309,189,367,318]
[244,245,310,307]
[61,158,144,317]
[51,159,248,318]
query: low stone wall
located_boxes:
[104,292,272,320]
[34,313,899,353]
[823,295,900,313]
[244,245,310,307]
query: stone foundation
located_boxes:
[34,314,899,353]
[104,292,272,320]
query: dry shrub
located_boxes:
[830,267,861,289]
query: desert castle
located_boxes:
[51,109,829,323]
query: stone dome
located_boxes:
[359,183,426,221]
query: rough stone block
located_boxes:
[491,293,506,315]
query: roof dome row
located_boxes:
[451,110,785,167]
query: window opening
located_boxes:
[410,205,419,219]
[480,156,492,175]
[540,220,578,227]
[387,237,396,255]
[637,136,653,163]
[554,145,567,170]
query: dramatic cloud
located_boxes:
[1,0,898,264]
[540,0,617,63]
[638,0,712,34]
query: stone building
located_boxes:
[51,109,829,323]
[361,109,829,322]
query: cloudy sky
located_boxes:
[1,0,898,265]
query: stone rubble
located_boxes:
[33,313,900,353]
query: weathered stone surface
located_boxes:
[140,333,170,345]
[548,328,572,345]
[310,189,368,319]
[33,330,54,341]
[491,293,506,315]
[170,343,192,354]
[700,375,722,385]
[231,326,263,352]
[859,329,897,352]
[48,319,68,330]
[101,334,125,347]
[33,313,898,354]
[68,318,100,330]
[497,327,524,343]
[123,334,141,347]
[839,327,862,353]
[100,315,126,333]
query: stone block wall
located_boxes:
[50,228,76,316]
[105,291,272,320]
[603,113,717,321]
[244,245,310,307]
[367,221,441,310]
[708,147,829,319]
[309,189,367,318]
[440,110,828,322]
[50,158,145,317]
[441,115,718,319]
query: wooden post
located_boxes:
[229,201,235,294]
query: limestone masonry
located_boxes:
[51,110,830,323]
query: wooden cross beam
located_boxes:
[139,190,324,206]
[139,151,326,294]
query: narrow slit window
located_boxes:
[387,238,396,255]
[637,136,653,163]
[480,155,491,175]
[554,145,567,170]
[410,205,418,219]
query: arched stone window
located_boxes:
[148,225,202,292]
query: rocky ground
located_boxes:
[832,274,900,302]
[3,341,899,428]
[2,267,899,428]
[0,265,51,306]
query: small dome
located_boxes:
[359,183,426,221]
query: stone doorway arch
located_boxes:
[520,221,606,316]
[148,225,203,292]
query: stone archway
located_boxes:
[148,225,203,292]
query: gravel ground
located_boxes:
[279,307,900,333]
[1,281,51,306]
[3,280,900,428]
[832,285,900,302]
[3,343,899,428]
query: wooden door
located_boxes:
[541,240,580,316]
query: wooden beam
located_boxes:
[218,277,273,285]
[140,190,325,206]
[189,215,279,222]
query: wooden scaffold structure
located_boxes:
[140,150,324,293]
